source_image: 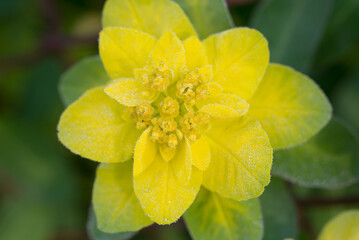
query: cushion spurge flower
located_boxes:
[57,0,332,232]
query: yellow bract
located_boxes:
[151,31,186,82]
[191,137,211,171]
[202,117,272,200]
[248,64,332,149]
[102,0,197,40]
[104,78,158,107]
[203,28,269,100]
[183,36,208,70]
[170,137,193,185]
[199,104,241,119]
[318,210,359,240]
[197,93,249,119]
[93,161,152,232]
[133,127,157,176]
[58,0,332,228]
[58,87,141,163]
[99,27,156,79]
[134,153,202,225]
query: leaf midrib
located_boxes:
[211,193,235,240]
[203,131,265,187]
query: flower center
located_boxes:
[128,96,209,159]
[127,64,216,160]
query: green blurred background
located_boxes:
[0,0,358,239]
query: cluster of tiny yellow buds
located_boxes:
[134,62,173,92]
[126,103,154,129]
[136,102,154,120]
[157,117,178,133]
[176,66,214,105]
[180,112,210,142]
[150,118,179,149]
[159,97,180,118]
[150,96,181,149]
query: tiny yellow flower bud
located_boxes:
[136,102,154,121]
[159,97,180,117]
[136,120,150,129]
[167,133,178,149]
[134,62,173,92]
[159,117,177,133]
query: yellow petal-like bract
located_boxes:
[248,64,332,149]
[93,161,153,232]
[170,137,193,185]
[191,137,211,171]
[199,104,240,119]
[202,117,272,200]
[102,0,197,40]
[105,78,158,107]
[133,127,157,176]
[183,36,208,70]
[203,28,269,100]
[151,31,186,81]
[134,154,202,224]
[58,87,141,163]
[99,27,156,79]
[318,210,359,240]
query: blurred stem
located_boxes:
[285,181,359,239]
[285,181,316,239]
[298,197,359,207]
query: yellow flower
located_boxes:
[57,0,331,230]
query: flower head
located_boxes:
[57,0,331,230]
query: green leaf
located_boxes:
[172,0,234,39]
[93,161,153,233]
[59,55,110,106]
[0,199,55,240]
[250,0,334,73]
[272,118,359,188]
[87,207,136,240]
[318,210,359,240]
[260,178,298,240]
[333,70,359,133]
[315,0,359,67]
[184,187,263,240]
